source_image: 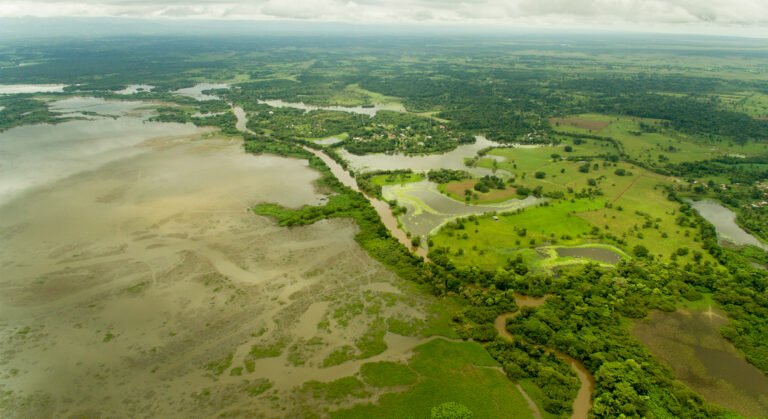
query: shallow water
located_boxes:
[49,96,150,116]
[258,99,405,116]
[633,309,768,417]
[383,180,540,236]
[174,82,230,101]
[340,135,500,175]
[688,199,767,250]
[0,110,438,417]
[555,247,622,264]
[0,116,199,205]
[0,84,67,94]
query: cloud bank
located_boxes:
[1,0,767,33]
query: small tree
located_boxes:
[633,245,649,258]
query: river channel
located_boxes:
[495,295,594,419]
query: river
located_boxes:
[495,295,595,419]
[688,199,767,250]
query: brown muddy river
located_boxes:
[0,112,436,417]
[633,309,768,417]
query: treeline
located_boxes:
[596,93,768,144]
[0,96,62,131]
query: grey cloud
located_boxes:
[1,0,767,27]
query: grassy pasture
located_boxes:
[333,339,534,419]
[432,151,711,268]
[552,113,767,165]
[439,179,520,204]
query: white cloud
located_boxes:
[1,0,767,31]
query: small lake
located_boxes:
[0,84,68,94]
[383,180,540,237]
[555,247,623,264]
[340,136,500,175]
[258,99,405,117]
[174,83,229,101]
[688,199,767,250]
[633,309,768,417]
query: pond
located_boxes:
[688,199,767,250]
[633,308,768,417]
[555,246,623,264]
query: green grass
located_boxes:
[333,339,534,419]
[518,379,562,419]
[432,199,601,269]
[553,113,766,165]
[205,352,233,377]
[360,362,418,387]
[244,378,273,397]
[303,376,370,402]
[476,147,631,194]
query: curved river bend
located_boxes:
[495,295,594,419]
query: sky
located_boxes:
[0,0,767,37]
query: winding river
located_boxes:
[495,295,595,419]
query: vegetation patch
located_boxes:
[359,361,418,387]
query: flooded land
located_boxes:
[174,83,230,101]
[0,84,68,94]
[257,99,406,117]
[0,100,529,418]
[633,309,768,417]
[339,136,500,175]
[0,98,198,205]
[383,180,540,237]
[0,130,437,417]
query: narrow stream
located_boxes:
[495,294,595,419]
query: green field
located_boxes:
[432,160,711,268]
[333,339,535,419]
[552,113,768,165]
